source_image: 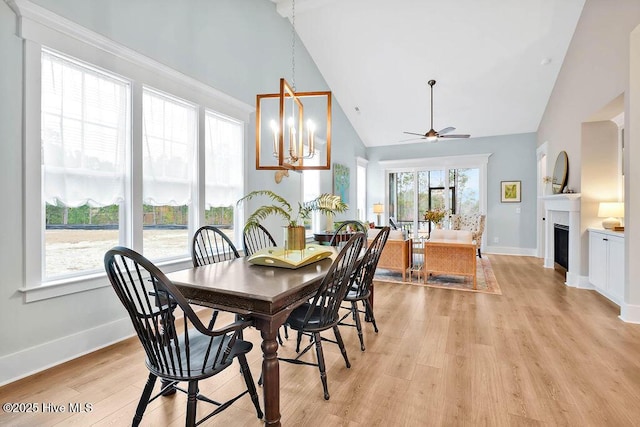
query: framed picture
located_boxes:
[333,163,350,203]
[501,180,521,203]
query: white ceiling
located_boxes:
[272,0,585,147]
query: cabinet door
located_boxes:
[607,236,624,303]
[589,232,608,291]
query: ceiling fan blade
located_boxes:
[398,137,426,143]
[439,134,471,139]
[403,131,426,137]
[438,126,455,135]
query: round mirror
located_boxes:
[552,151,569,194]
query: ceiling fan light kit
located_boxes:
[403,79,470,142]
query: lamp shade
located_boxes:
[373,203,384,214]
[598,202,624,229]
[597,202,624,218]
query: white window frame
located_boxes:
[356,157,368,222]
[380,154,491,238]
[16,1,252,302]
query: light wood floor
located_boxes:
[2,255,640,426]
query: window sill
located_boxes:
[20,256,193,302]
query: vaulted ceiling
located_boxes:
[271,0,585,147]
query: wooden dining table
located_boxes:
[165,248,340,427]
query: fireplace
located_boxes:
[554,224,569,270]
[542,193,581,287]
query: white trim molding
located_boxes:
[0,317,134,387]
[620,303,640,324]
[5,0,253,121]
[484,246,537,257]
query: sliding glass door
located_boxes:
[388,166,481,238]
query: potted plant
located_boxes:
[237,190,348,250]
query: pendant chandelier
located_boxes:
[255,0,332,171]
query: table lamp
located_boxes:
[597,202,624,229]
[373,203,384,226]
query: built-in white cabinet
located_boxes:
[588,228,624,305]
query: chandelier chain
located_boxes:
[291,0,296,91]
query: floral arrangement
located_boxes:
[424,208,447,224]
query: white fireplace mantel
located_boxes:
[541,193,584,287]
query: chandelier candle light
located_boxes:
[255,0,332,171]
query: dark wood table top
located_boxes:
[167,252,338,316]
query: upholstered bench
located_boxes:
[424,229,477,289]
[368,229,412,281]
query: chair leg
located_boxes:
[206,310,219,329]
[186,380,198,427]
[133,373,157,427]
[351,301,365,351]
[238,354,264,419]
[313,332,330,400]
[296,330,303,353]
[363,299,379,333]
[333,326,351,369]
[478,247,482,258]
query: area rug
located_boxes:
[373,256,502,295]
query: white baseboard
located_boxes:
[620,303,640,324]
[484,246,537,257]
[574,275,593,289]
[0,317,134,387]
[564,273,592,289]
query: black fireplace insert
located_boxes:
[554,223,569,270]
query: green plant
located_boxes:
[237,190,348,230]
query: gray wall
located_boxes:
[537,0,640,318]
[366,133,538,253]
[0,0,365,383]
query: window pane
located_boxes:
[45,204,120,277]
[453,168,480,215]
[41,49,128,278]
[303,169,320,234]
[143,89,196,259]
[204,111,244,247]
[394,172,414,226]
[356,164,366,222]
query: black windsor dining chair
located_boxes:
[243,223,277,256]
[104,246,262,426]
[191,225,241,329]
[328,220,368,247]
[279,232,366,400]
[338,226,390,351]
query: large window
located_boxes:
[24,38,249,300]
[41,49,129,279]
[356,158,367,222]
[383,154,489,239]
[142,89,196,260]
[204,111,244,247]
[303,154,321,236]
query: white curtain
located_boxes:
[41,49,128,207]
[142,88,196,206]
[205,111,243,208]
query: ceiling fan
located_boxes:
[404,79,470,142]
